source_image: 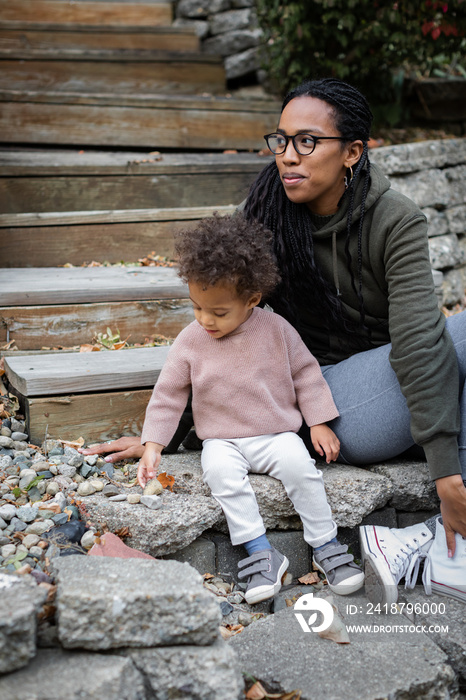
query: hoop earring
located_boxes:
[344,165,354,189]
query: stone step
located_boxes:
[0,21,200,52]
[0,0,173,27]
[0,264,194,349]
[0,48,226,95]
[0,90,281,150]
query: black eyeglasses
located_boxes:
[264,132,346,156]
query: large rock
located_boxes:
[368,460,439,511]
[0,649,146,700]
[429,233,464,270]
[0,572,46,674]
[229,591,457,699]
[371,138,466,175]
[446,204,466,235]
[54,556,221,650]
[121,640,243,700]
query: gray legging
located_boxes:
[319,312,466,479]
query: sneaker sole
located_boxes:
[312,558,365,596]
[431,581,466,604]
[244,556,289,605]
[359,526,398,606]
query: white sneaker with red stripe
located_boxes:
[359,523,433,605]
[423,517,466,603]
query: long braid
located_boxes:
[245,78,373,336]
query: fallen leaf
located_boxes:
[114,526,131,538]
[157,471,175,491]
[298,571,320,585]
[219,623,243,640]
[203,572,215,580]
[80,344,100,352]
[245,680,299,699]
[59,437,85,449]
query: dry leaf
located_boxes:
[298,571,320,585]
[114,526,130,538]
[203,573,214,580]
[59,437,85,449]
[157,471,175,491]
[219,624,243,640]
[245,680,300,699]
[38,502,61,514]
[80,344,100,352]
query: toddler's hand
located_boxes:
[310,424,340,464]
[137,443,163,488]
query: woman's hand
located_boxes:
[78,436,144,464]
[310,423,340,464]
[137,442,163,488]
[436,474,466,555]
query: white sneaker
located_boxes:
[359,523,433,605]
[423,517,466,603]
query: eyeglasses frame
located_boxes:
[264,132,347,156]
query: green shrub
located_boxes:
[256,0,465,126]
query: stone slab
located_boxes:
[229,590,457,699]
[121,639,243,700]
[371,138,466,175]
[368,459,440,511]
[161,535,216,576]
[54,556,221,649]
[0,572,46,674]
[0,648,146,700]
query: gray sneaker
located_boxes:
[238,547,289,605]
[313,540,364,595]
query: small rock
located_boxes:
[238,611,253,626]
[9,517,27,532]
[0,455,12,469]
[140,494,162,510]
[67,454,84,469]
[0,426,11,438]
[52,513,69,526]
[81,531,96,550]
[11,432,28,442]
[127,494,140,504]
[228,593,244,604]
[80,463,94,479]
[23,534,40,549]
[102,484,120,497]
[25,520,54,536]
[28,487,44,503]
[77,482,96,497]
[84,455,98,467]
[219,599,234,616]
[0,436,14,450]
[0,504,17,521]
[108,494,127,502]
[58,464,77,478]
[49,464,59,476]
[63,505,79,521]
[48,446,64,457]
[11,418,25,433]
[46,482,60,496]
[0,517,7,530]
[99,462,115,478]
[143,478,163,496]
[12,441,28,451]
[73,474,84,484]
[89,479,104,492]
[1,544,16,558]
[28,546,44,559]
[16,506,39,523]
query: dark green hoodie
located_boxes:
[245,161,460,481]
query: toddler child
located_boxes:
[138,213,364,604]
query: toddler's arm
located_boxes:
[310,423,340,464]
[137,441,164,488]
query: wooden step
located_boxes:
[0,205,237,267]
[4,346,168,444]
[0,149,269,214]
[0,1,173,27]
[0,266,194,349]
[0,22,200,52]
[0,91,281,149]
[0,49,225,95]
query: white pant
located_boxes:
[201,432,337,547]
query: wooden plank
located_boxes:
[4,345,170,395]
[0,97,279,150]
[25,388,153,445]
[0,299,193,349]
[0,266,188,305]
[0,57,225,95]
[0,1,172,27]
[0,26,200,52]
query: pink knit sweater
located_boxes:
[141,307,339,446]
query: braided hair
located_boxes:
[244,78,373,339]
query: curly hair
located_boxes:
[174,213,280,300]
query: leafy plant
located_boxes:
[256,0,465,126]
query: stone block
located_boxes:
[121,640,244,700]
[209,8,257,35]
[177,0,230,19]
[429,233,464,269]
[368,460,439,511]
[389,169,450,209]
[172,17,209,38]
[443,268,465,306]
[225,46,260,79]
[0,649,146,700]
[203,28,262,56]
[371,138,466,176]
[446,204,466,235]
[423,207,449,237]
[162,536,216,576]
[397,510,437,528]
[230,591,457,700]
[445,165,466,207]
[54,556,221,650]
[0,572,46,674]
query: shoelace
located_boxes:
[389,537,429,590]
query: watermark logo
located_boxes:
[293,592,334,633]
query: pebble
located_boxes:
[16,506,39,523]
[29,546,44,559]
[127,494,141,504]
[12,432,28,442]
[140,495,162,510]
[1,544,16,558]
[0,504,17,521]
[46,482,60,496]
[84,455,98,467]
[103,484,121,497]
[108,494,127,502]
[238,612,253,626]
[143,478,163,496]
[81,530,96,550]
[25,520,54,536]
[0,437,14,450]
[23,534,40,549]
[77,482,96,497]
[89,479,104,491]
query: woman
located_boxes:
[81,78,466,604]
